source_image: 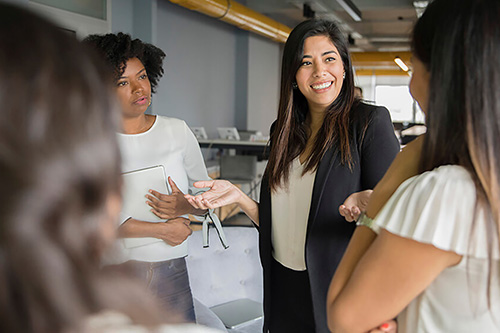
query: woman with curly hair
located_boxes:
[83,33,213,323]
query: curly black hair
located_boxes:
[82,32,165,93]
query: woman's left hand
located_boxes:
[339,189,373,222]
[146,177,195,219]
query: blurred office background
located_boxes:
[9,0,427,218]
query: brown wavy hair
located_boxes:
[0,4,170,332]
[414,0,500,313]
[267,19,355,191]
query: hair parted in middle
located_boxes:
[266,19,355,191]
[82,32,166,93]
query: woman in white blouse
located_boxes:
[327,0,500,331]
[83,33,210,323]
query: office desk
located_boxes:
[198,139,269,159]
[198,139,267,150]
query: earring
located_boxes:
[148,96,152,107]
[343,72,346,79]
[292,82,298,89]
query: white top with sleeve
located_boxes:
[84,310,222,332]
[372,165,500,333]
[271,158,317,271]
[115,115,210,263]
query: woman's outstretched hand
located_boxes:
[339,189,373,222]
[184,179,242,210]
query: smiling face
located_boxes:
[295,35,345,113]
[115,57,151,118]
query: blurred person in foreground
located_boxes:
[328,0,500,331]
[0,3,218,332]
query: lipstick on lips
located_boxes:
[133,96,148,105]
[311,80,333,92]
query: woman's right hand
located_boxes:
[156,217,192,246]
[184,180,242,210]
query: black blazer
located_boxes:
[258,102,400,332]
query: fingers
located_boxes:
[369,320,397,333]
[149,190,168,201]
[168,176,184,194]
[146,194,160,206]
[193,180,215,189]
[186,194,219,210]
[185,195,202,210]
[159,219,192,246]
[168,216,190,224]
[150,208,169,219]
[351,206,361,221]
[339,205,355,222]
[146,195,169,212]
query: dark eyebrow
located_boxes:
[119,68,146,79]
[302,50,338,59]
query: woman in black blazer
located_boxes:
[187,19,399,332]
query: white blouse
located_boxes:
[373,165,500,332]
[113,115,210,263]
[84,310,220,332]
[271,158,317,271]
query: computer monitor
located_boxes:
[217,127,240,140]
[191,127,208,140]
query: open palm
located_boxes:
[185,179,242,210]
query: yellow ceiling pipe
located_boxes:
[351,51,412,67]
[168,0,292,43]
[355,69,411,76]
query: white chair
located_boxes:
[187,226,263,332]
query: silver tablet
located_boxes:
[121,165,169,248]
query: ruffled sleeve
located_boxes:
[372,165,499,259]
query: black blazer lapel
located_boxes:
[306,147,340,235]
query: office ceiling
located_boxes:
[244,0,421,52]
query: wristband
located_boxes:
[356,212,374,229]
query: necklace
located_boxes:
[123,115,153,134]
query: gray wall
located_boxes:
[247,34,281,136]
[111,0,282,138]
[155,1,239,139]
[111,0,133,35]
[24,0,283,139]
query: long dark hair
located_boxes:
[267,19,355,191]
[0,4,167,332]
[415,0,500,230]
[414,0,500,309]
